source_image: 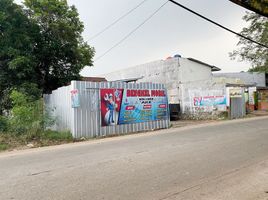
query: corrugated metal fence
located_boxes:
[229,97,246,119]
[44,81,170,138]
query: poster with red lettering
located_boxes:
[118,89,168,124]
[100,89,123,126]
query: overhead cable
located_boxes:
[168,0,268,49]
[94,1,168,62]
[89,0,149,41]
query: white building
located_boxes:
[101,57,234,118]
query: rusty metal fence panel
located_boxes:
[229,97,246,119]
[45,81,170,138]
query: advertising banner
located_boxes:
[71,89,80,108]
[194,96,226,106]
[100,89,169,126]
[118,89,168,125]
[100,89,123,126]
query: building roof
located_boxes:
[226,83,257,87]
[113,76,144,83]
[81,77,107,82]
[187,58,221,72]
[257,87,268,90]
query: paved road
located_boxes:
[1,117,268,200]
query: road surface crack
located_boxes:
[28,170,52,176]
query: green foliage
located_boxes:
[36,130,73,147]
[9,90,44,136]
[230,12,268,72]
[41,130,73,141]
[0,0,39,113]
[0,143,9,151]
[0,0,90,148]
[24,0,95,93]
[17,83,42,101]
[7,89,56,141]
[0,89,72,150]
[6,89,62,141]
[248,65,268,73]
[0,87,74,151]
[0,0,95,113]
[230,0,268,17]
[0,116,8,132]
[0,129,73,151]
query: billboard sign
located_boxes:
[100,89,123,126]
[100,89,169,126]
[194,96,226,106]
[118,89,168,124]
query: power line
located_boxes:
[88,0,149,41]
[94,1,168,62]
[168,0,268,49]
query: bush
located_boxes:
[9,90,42,135]
[41,130,73,141]
[0,143,9,151]
[38,130,73,147]
[0,116,8,132]
[0,89,74,149]
[8,90,54,139]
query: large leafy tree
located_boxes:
[0,0,40,113]
[230,12,268,72]
[0,0,94,113]
[24,0,95,93]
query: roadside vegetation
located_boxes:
[1,1,266,152]
[0,89,74,151]
[0,0,94,152]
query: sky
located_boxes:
[16,0,251,75]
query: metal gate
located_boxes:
[229,97,246,119]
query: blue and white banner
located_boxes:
[194,96,226,106]
[118,89,169,124]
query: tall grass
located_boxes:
[0,90,73,151]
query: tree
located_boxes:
[24,0,95,93]
[230,12,268,72]
[0,0,94,113]
[229,0,268,17]
[0,0,40,113]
